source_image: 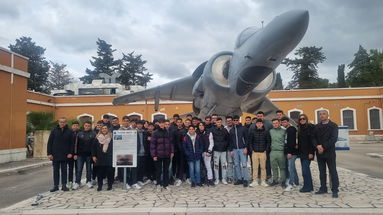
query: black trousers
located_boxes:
[52,160,67,187]
[67,159,77,183]
[266,151,271,178]
[137,156,147,182]
[96,166,115,188]
[317,154,339,193]
[173,151,186,180]
[155,157,171,187]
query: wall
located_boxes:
[0,48,29,163]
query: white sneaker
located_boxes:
[175,179,182,187]
[222,179,228,185]
[125,184,131,189]
[153,180,157,185]
[131,183,142,190]
[261,181,269,187]
[249,181,258,187]
[67,182,73,189]
[86,182,93,188]
[137,181,144,186]
[72,183,80,190]
[284,185,293,192]
[91,180,97,185]
[186,178,191,185]
[214,180,219,185]
[156,185,162,192]
[143,180,151,185]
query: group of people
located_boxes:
[47,109,340,198]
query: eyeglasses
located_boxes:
[299,118,306,121]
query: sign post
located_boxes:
[112,130,137,189]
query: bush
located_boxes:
[27,112,56,131]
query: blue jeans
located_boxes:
[300,158,313,190]
[226,151,235,180]
[287,155,299,185]
[233,149,249,181]
[188,160,201,184]
[76,155,92,184]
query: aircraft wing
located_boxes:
[241,96,279,119]
[113,76,197,105]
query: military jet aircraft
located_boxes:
[113,10,309,118]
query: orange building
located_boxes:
[26,87,383,141]
[0,47,29,163]
[1,46,383,163]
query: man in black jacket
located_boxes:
[67,121,80,190]
[247,119,271,187]
[212,117,230,185]
[73,121,96,190]
[229,115,249,187]
[312,110,339,198]
[281,117,298,191]
[172,118,187,186]
[47,117,73,192]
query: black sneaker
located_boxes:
[61,185,69,191]
[227,178,233,184]
[243,180,249,187]
[269,181,278,187]
[191,182,196,188]
[315,190,328,195]
[281,184,287,189]
[332,192,339,198]
[209,180,215,187]
[234,179,243,185]
[299,188,311,193]
[107,185,112,190]
[50,186,59,192]
[97,186,102,191]
[197,183,203,187]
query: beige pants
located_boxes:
[251,152,267,181]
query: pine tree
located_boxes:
[47,61,74,91]
[337,64,346,88]
[80,39,118,83]
[117,52,152,86]
[285,46,326,89]
[9,37,50,93]
[273,72,284,90]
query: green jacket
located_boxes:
[269,127,286,152]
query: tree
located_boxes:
[47,61,74,91]
[337,64,346,88]
[346,45,383,87]
[285,46,326,89]
[273,72,284,90]
[80,39,118,83]
[9,37,50,93]
[117,52,152,86]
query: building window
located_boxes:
[151,112,167,122]
[101,113,117,120]
[341,107,356,130]
[127,112,143,121]
[77,113,94,124]
[368,107,383,130]
[288,109,303,125]
[315,107,330,124]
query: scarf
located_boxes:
[97,133,111,153]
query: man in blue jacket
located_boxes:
[229,115,250,187]
[47,117,73,192]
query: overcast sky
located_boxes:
[1,0,382,87]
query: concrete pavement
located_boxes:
[2,161,383,214]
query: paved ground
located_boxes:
[2,161,383,214]
[0,164,51,209]
[337,142,383,179]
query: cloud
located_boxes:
[0,0,382,88]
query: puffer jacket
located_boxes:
[150,128,174,158]
[182,133,204,162]
[247,127,271,153]
[211,126,229,152]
